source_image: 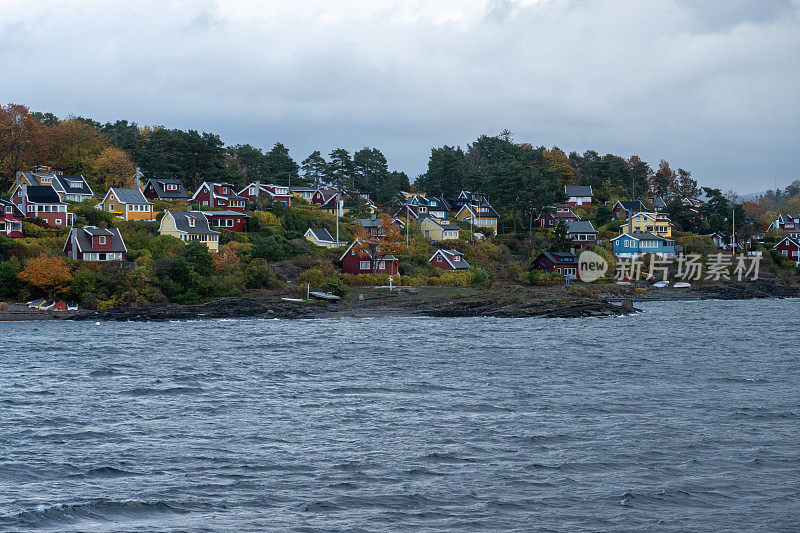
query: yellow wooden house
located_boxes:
[625,212,673,238]
[159,211,220,253]
[455,203,499,234]
[419,217,461,243]
[97,188,156,221]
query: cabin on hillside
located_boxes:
[565,185,593,206]
[339,240,399,275]
[536,207,579,228]
[142,178,190,201]
[565,220,598,247]
[64,226,127,262]
[10,184,75,228]
[773,237,800,265]
[238,182,292,207]
[531,252,578,279]
[97,188,155,221]
[159,210,221,252]
[16,169,94,202]
[304,228,345,248]
[420,216,460,242]
[429,249,469,271]
[0,199,25,238]
[189,182,246,213]
[612,200,646,219]
[196,210,250,232]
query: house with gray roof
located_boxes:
[565,185,593,205]
[15,169,94,202]
[159,210,221,252]
[304,228,346,248]
[97,188,155,221]
[143,178,190,201]
[64,226,127,262]
[565,220,598,246]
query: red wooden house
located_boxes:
[773,237,800,265]
[0,199,25,238]
[429,249,470,271]
[312,189,339,208]
[64,226,127,262]
[197,211,251,232]
[142,178,189,201]
[238,182,292,207]
[339,240,399,275]
[536,207,579,228]
[531,252,578,279]
[565,220,598,247]
[189,182,247,212]
[11,184,75,228]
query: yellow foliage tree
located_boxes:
[94,146,137,190]
[17,255,73,299]
[253,210,281,227]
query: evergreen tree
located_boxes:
[328,148,354,191]
[301,150,328,188]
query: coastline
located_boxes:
[2,280,797,322]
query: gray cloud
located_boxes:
[1,0,798,193]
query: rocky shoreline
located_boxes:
[2,280,797,322]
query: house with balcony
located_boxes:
[64,226,127,262]
[420,216,461,243]
[159,210,221,252]
[455,203,499,234]
[189,182,247,213]
[10,184,75,228]
[238,182,292,207]
[624,212,673,238]
[15,169,94,202]
[565,220,598,246]
[611,232,676,258]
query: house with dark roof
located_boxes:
[612,200,647,219]
[142,178,190,201]
[0,199,24,238]
[455,203,499,234]
[311,189,339,208]
[15,169,94,202]
[189,182,246,213]
[10,184,75,228]
[197,210,250,233]
[339,240,399,275]
[768,214,800,239]
[96,188,155,221]
[565,220,598,246]
[565,185,593,206]
[774,237,800,265]
[536,206,580,228]
[159,210,221,252]
[420,216,461,242]
[304,228,345,248]
[429,249,469,271]
[238,182,292,207]
[531,252,578,279]
[64,226,127,262]
[353,216,387,238]
[290,186,318,202]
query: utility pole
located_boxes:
[335,188,340,245]
[406,203,409,247]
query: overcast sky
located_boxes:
[2,0,798,193]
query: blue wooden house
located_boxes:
[611,232,676,258]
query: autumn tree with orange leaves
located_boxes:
[351,214,404,273]
[17,255,73,299]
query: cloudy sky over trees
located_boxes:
[2,0,798,193]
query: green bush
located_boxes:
[320,276,349,296]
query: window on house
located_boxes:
[360,260,371,269]
[378,261,385,270]
[188,218,196,228]
[436,255,442,262]
[99,236,106,245]
[55,219,61,225]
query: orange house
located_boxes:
[97,188,156,221]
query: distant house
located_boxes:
[320,197,377,216]
[197,210,250,232]
[707,232,750,252]
[353,216,387,238]
[304,228,344,248]
[402,196,448,220]
[455,203,499,234]
[420,216,460,242]
[611,232,676,258]
[97,188,155,221]
[311,189,339,208]
[768,214,800,239]
[624,212,673,238]
[565,220,598,246]
[0,199,24,238]
[10,184,75,228]
[339,240,399,275]
[189,182,247,213]
[64,226,127,262]
[142,178,190,201]
[159,210,221,252]
[238,182,292,207]
[531,252,578,279]
[536,207,580,228]
[16,169,94,202]
[612,200,647,219]
[648,195,668,211]
[565,185,593,206]
[290,186,317,202]
[429,249,469,271]
[774,237,800,265]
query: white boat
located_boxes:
[616,281,631,286]
[39,300,55,310]
[280,298,306,302]
[67,301,79,311]
[653,281,670,288]
[674,282,691,288]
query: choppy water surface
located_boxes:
[1,299,799,532]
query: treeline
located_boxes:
[0,103,410,203]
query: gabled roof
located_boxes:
[145,178,189,199]
[565,220,597,233]
[537,252,577,265]
[614,200,646,212]
[64,226,127,254]
[612,232,668,243]
[354,217,382,228]
[106,188,152,205]
[652,196,667,209]
[198,210,251,218]
[773,237,800,250]
[54,175,93,196]
[24,185,63,204]
[457,203,499,219]
[192,182,246,201]
[306,228,335,242]
[565,185,592,197]
[339,239,399,262]
[165,211,220,235]
[0,199,24,217]
[429,249,470,269]
[315,189,339,205]
[421,216,460,231]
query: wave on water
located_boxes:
[122,386,204,396]
[2,499,201,529]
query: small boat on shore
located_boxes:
[67,301,79,311]
[674,282,691,288]
[39,301,55,311]
[27,298,46,309]
[309,291,340,302]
